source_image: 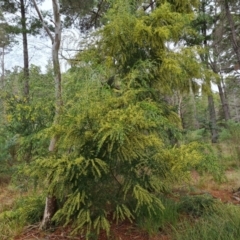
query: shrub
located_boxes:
[0,194,45,225]
[178,194,216,217]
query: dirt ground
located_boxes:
[10,169,240,240]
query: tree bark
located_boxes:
[208,94,218,143]
[20,0,29,97]
[223,0,240,65]
[1,46,4,89]
[33,0,62,230]
[217,82,231,121]
[189,79,199,129]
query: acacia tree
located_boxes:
[32,0,62,229]
[29,0,207,237]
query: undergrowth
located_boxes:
[0,193,45,240]
[173,203,240,240]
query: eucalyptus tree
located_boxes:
[32,0,63,230]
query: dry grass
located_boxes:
[0,184,16,211]
[189,168,240,192]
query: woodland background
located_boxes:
[1,0,240,239]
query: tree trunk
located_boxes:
[223,0,240,65]
[217,82,231,121]
[189,79,199,129]
[33,0,63,229]
[33,0,62,230]
[40,196,58,230]
[20,0,29,97]
[1,46,4,88]
[201,0,218,143]
[208,94,218,143]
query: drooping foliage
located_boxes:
[29,64,203,237]
[1,0,228,238]
[24,1,210,236]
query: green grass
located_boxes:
[0,182,45,240]
[173,203,240,240]
[137,196,179,235]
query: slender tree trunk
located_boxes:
[210,62,231,121]
[189,79,199,129]
[48,0,63,152]
[1,46,4,88]
[33,0,62,230]
[223,0,240,65]
[20,0,29,97]
[208,94,218,143]
[201,0,218,142]
[217,82,231,121]
[233,93,240,122]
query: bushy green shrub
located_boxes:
[4,95,54,162]
[28,65,204,237]
[178,194,216,217]
[182,129,210,143]
[0,194,45,225]
[194,143,225,182]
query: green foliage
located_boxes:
[0,194,45,225]
[181,129,225,182]
[0,128,13,176]
[0,65,55,164]
[0,0,217,238]
[4,95,54,162]
[27,62,205,237]
[137,196,179,235]
[194,143,225,182]
[174,203,240,240]
[219,121,240,166]
[182,129,210,143]
[85,0,202,96]
[178,194,216,217]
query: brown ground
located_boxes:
[14,222,170,240]
[8,170,240,240]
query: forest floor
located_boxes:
[2,169,240,240]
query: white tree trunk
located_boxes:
[33,0,62,230]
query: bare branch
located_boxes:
[32,0,54,43]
